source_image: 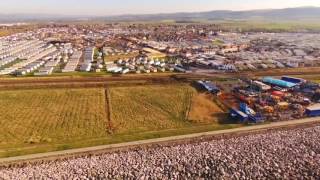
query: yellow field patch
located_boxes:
[0,88,108,149]
[188,93,225,124]
[109,85,195,134]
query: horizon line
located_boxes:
[0,5,319,17]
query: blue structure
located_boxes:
[248,113,266,123]
[230,103,264,123]
[240,103,250,115]
[230,108,264,123]
[306,104,320,117]
[230,108,248,122]
[281,76,306,84]
[262,77,296,88]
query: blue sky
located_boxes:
[1,0,320,15]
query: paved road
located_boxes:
[0,117,320,165]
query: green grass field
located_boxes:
[0,85,237,158]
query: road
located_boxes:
[1,68,320,90]
[0,117,320,166]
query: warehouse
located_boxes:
[262,77,297,88]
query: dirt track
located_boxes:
[0,66,319,88]
[0,68,319,90]
[0,76,184,90]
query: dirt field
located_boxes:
[188,93,225,124]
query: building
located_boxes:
[262,77,297,88]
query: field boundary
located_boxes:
[104,88,113,133]
[184,88,194,121]
[0,117,320,166]
[1,69,320,90]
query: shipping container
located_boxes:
[281,76,306,84]
[306,104,320,117]
[262,77,296,88]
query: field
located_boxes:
[0,25,38,37]
[109,85,194,134]
[0,88,108,157]
[108,84,229,135]
[114,21,320,32]
[188,93,225,124]
[0,84,238,158]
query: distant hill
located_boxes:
[0,7,320,23]
[103,7,320,22]
[0,14,84,23]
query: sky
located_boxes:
[1,0,320,16]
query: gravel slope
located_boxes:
[1,126,320,179]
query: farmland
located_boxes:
[0,84,236,158]
[0,25,37,37]
[108,84,228,134]
[0,88,108,157]
[108,85,194,134]
[188,93,225,124]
